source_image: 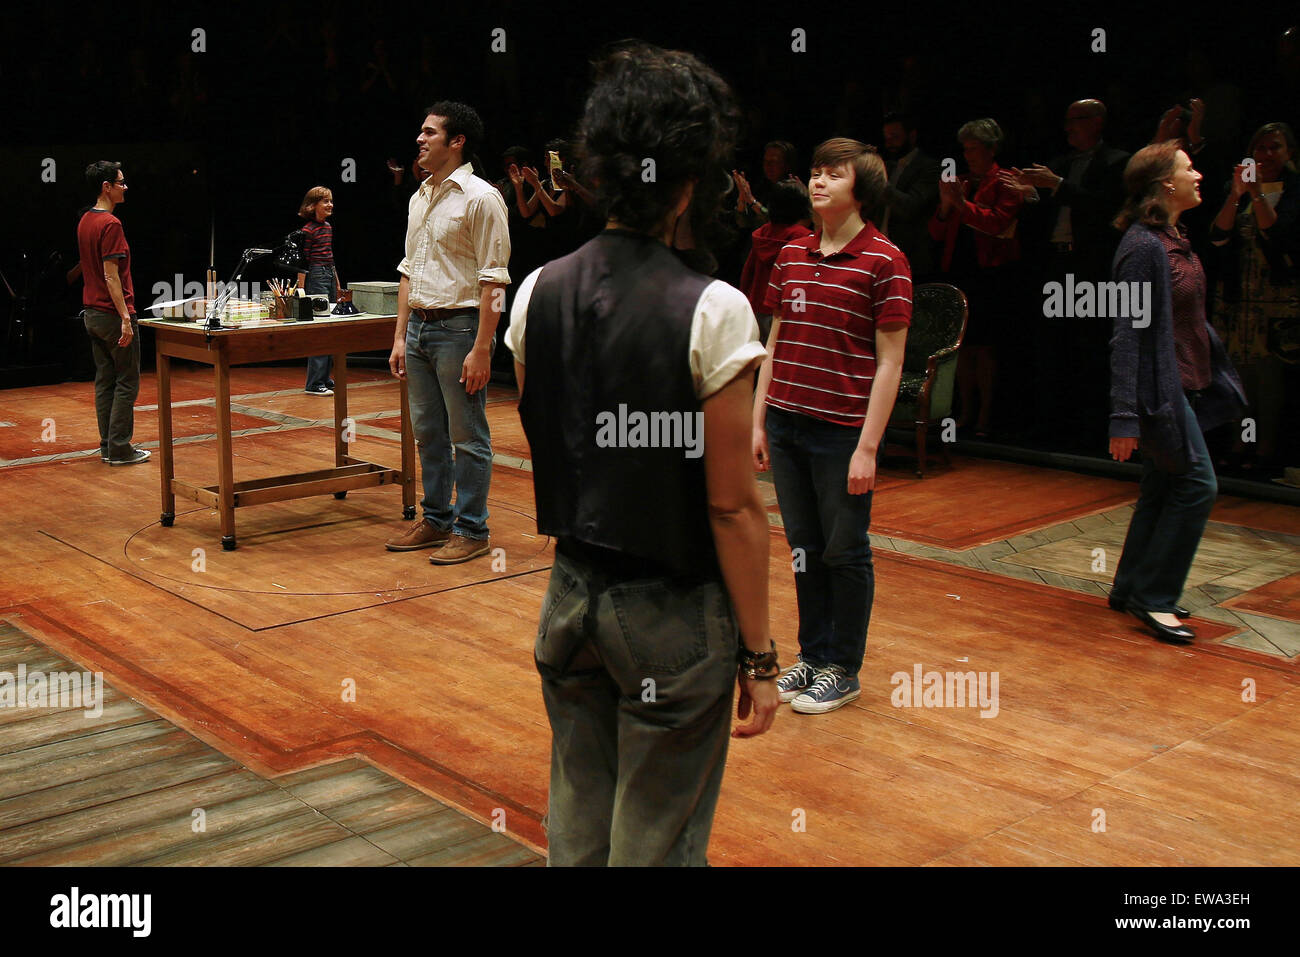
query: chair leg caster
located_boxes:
[160,512,175,527]
[403,506,416,520]
[334,491,347,499]
[221,536,237,551]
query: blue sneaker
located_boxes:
[776,659,816,703]
[791,665,860,714]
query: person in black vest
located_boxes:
[506,41,779,866]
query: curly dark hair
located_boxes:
[575,41,741,248]
[424,100,485,160]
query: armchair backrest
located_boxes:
[903,282,968,371]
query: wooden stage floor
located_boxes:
[2,365,1298,866]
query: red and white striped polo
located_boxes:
[762,221,912,427]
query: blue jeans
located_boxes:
[1110,391,1217,613]
[534,549,737,866]
[84,308,141,459]
[766,407,875,676]
[405,311,492,538]
[304,264,334,390]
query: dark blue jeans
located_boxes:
[766,406,875,676]
[304,264,334,390]
[534,550,737,866]
[1110,391,1217,613]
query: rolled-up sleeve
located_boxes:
[471,191,512,286]
[396,190,420,278]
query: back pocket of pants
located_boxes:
[537,564,579,641]
[609,579,711,675]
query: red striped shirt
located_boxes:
[302,220,334,267]
[762,222,911,426]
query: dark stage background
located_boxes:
[2,0,1296,420]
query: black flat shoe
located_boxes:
[1128,606,1194,643]
[1109,595,1189,618]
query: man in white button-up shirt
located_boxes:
[386,102,511,563]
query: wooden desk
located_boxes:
[140,314,416,550]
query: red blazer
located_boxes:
[928,162,1022,271]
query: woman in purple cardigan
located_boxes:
[1107,141,1245,643]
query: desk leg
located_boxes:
[214,352,237,550]
[157,348,176,527]
[399,374,416,520]
[333,351,349,498]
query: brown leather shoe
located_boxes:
[385,519,450,552]
[428,533,491,565]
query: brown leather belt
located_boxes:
[410,307,472,321]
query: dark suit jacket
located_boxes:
[1025,143,1129,278]
[883,150,941,279]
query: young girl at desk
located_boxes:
[298,186,340,395]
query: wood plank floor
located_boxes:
[2,367,1299,865]
[0,623,540,866]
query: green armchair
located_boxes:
[888,282,968,477]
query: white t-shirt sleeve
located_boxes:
[690,280,766,400]
[505,266,544,364]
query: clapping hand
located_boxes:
[1015,163,1061,190]
[508,163,523,186]
[522,165,541,186]
[998,167,1036,198]
[938,178,963,212]
[1155,104,1184,143]
[732,169,756,209]
[1230,163,1251,198]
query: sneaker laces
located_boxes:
[779,660,813,688]
[805,667,847,697]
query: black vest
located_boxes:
[519,231,721,580]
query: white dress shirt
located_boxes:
[397,162,511,309]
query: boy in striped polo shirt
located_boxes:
[752,138,911,714]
